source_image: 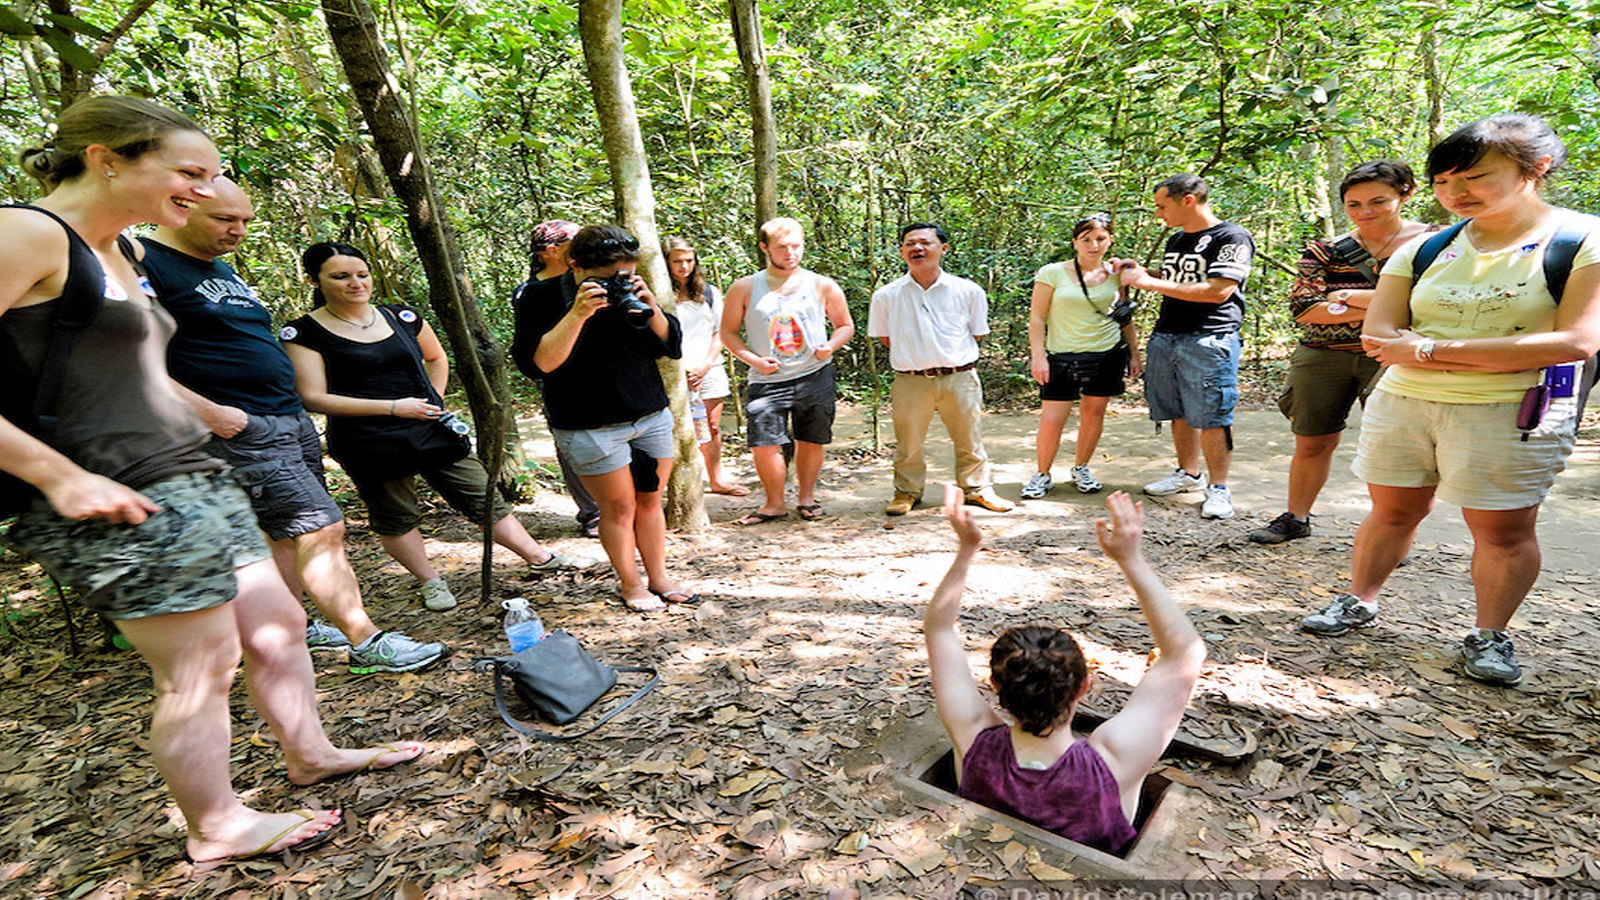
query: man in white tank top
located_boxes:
[719,217,854,524]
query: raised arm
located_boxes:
[531,280,609,374]
[925,484,1006,762]
[1084,492,1205,798]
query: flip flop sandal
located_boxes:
[652,588,701,605]
[797,504,825,521]
[624,593,667,614]
[732,511,788,526]
[187,809,338,867]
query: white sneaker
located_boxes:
[1144,468,1205,496]
[1200,484,1235,519]
[1020,472,1053,499]
[1070,465,1102,494]
[419,577,457,611]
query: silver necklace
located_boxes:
[326,306,377,329]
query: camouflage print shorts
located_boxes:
[4,471,271,621]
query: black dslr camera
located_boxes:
[591,273,654,328]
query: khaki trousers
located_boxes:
[890,368,991,496]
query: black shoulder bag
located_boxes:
[475,631,659,742]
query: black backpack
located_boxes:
[0,206,116,517]
[1411,217,1596,408]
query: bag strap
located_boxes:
[482,658,660,743]
[376,305,446,406]
[1410,220,1471,286]
[1329,234,1381,285]
[0,204,110,437]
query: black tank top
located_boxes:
[0,205,219,489]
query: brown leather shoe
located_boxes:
[963,488,1014,512]
[884,492,920,516]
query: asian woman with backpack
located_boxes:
[1298,114,1600,686]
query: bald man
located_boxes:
[141,178,446,674]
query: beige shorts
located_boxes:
[1353,389,1577,510]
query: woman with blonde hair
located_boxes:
[0,95,419,865]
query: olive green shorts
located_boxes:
[4,471,270,621]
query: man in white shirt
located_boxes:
[869,224,1012,515]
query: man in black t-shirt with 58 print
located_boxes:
[1115,173,1255,521]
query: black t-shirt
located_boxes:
[1152,221,1254,335]
[140,238,303,416]
[280,305,464,482]
[509,274,683,430]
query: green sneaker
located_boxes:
[306,620,352,651]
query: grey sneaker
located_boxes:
[1300,593,1377,636]
[1249,512,1311,544]
[1462,629,1522,685]
[306,620,351,651]
[1200,484,1234,519]
[348,630,448,675]
[1020,473,1053,500]
[419,577,457,611]
[1144,468,1205,496]
[1070,465,1102,494]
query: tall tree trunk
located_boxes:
[1421,26,1444,147]
[321,0,514,596]
[578,0,707,531]
[729,0,777,226]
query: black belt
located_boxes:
[898,362,976,377]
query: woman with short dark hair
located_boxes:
[1301,114,1600,685]
[1250,160,1432,545]
[511,225,698,613]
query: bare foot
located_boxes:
[187,807,341,865]
[287,741,425,786]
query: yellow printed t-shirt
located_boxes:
[1036,262,1122,354]
[1376,213,1600,404]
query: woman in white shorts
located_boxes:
[1299,114,1600,686]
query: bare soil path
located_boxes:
[3,401,1598,897]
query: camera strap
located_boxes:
[1074,260,1115,318]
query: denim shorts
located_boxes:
[1353,390,1577,510]
[4,471,270,620]
[745,363,836,447]
[209,411,344,541]
[551,406,676,477]
[1143,331,1240,428]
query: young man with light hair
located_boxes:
[720,217,855,524]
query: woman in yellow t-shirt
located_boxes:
[1299,114,1600,686]
[1022,214,1141,500]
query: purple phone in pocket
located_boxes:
[1517,383,1551,431]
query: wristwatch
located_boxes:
[1325,290,1351,315]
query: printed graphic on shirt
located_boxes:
[280,325,299,341]
[193,275,259,308]
[769,309,807,358]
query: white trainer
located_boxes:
[1200,484,1235,519]
[1143,468,1205,496]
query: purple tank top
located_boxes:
[956,725,1137,855]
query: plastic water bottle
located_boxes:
[502,597,545,652]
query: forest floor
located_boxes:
[4,383,1600,899]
